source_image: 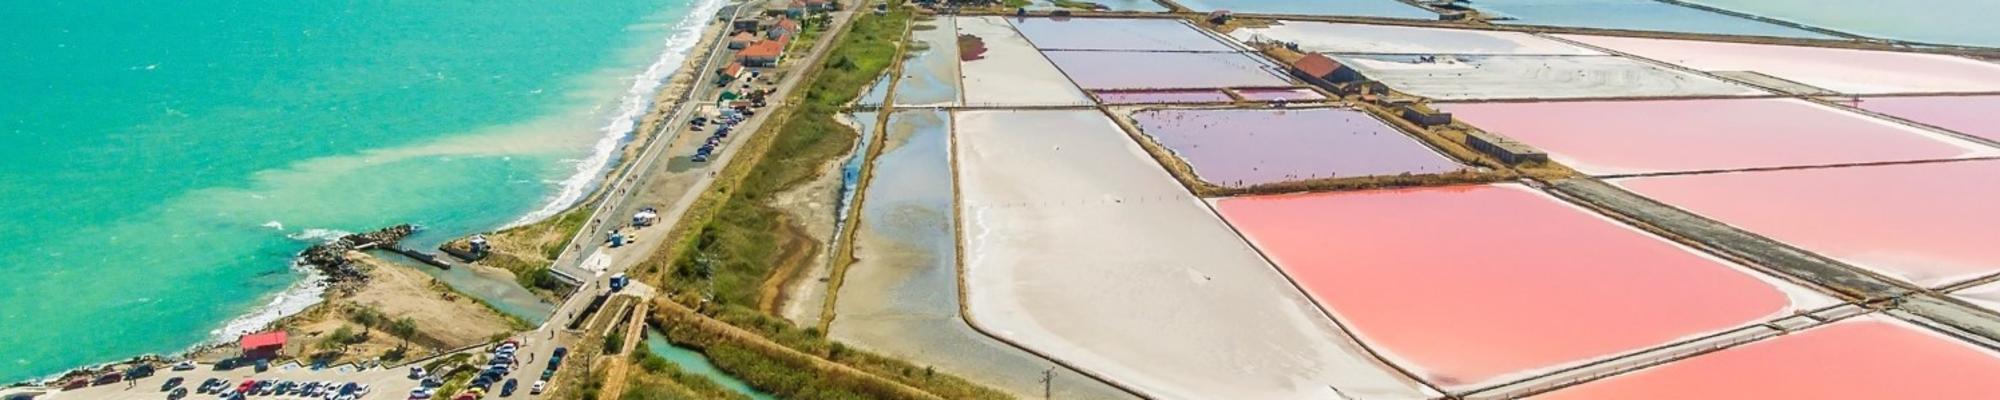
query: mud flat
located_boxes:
[1213,184,1832,391]
[1010,17,1237,52]
[1171,0,1434,18]
[1230,21,1601,55]
[894,18,961,107]
[955,16,1092,107]
[1439,98,1996,176]
[1129,107,1465,187]
[1465,0,1833,39]
[1615,160,2000,288]
[1338,54,1760,100]
[1559,35,2000,94]
[955,109,1435,399]
[1855,95,2000,143]
[1529,315,2000,399]
[1044,51,1292,90]
[830,110,1133,399]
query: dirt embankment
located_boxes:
[275,253,524,366]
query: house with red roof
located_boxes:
[1291,53,1363,90]
[770,18,801,40]
[728,31,759,49]
[737,39,786,67]
[239,331,287,360]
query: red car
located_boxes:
[236,380,257,394]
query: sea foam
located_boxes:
[508,0,728,228]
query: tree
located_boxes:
[388,317,419,351]
[349,307,381,338]
[321,326,358,354]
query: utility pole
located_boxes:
[1039,367,1055,399]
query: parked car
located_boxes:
[409,366,426,379]
[234,379,255,394]
[167,387,189,400]
[160,376,184,391]
[500,378,518,397]
[126,364,155,379]
[530,380,546,395]
[91,372,122,386]
[172,361,197,371]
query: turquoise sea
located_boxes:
[0,0,719,383]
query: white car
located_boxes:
[531,380,546,395]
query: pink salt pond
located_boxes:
[1094,89,1232,104]
[1439,98,1991,176]
[1531,317,2000,400]
[1215,184,1808,390]
[1130,108,1464,187]
[1855,95,2000,143]
[1616,160,2000,287]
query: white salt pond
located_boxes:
[829,110,1133,399]
[1231,21,1602,55]
[956,16,1092,107]
[1339,54,1762,100]
[955,109,1436,399]
[1010,17,1238,52]
[1560,34,2000,94]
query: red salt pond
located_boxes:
[1616,160,2000,287]
[1531,317,2000,400]
[1215,184,1805,390]
[1439,98,1991,176]
[1856,95,2000,143]
[1094,89,1232,104]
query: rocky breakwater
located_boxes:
[297,224,414,292]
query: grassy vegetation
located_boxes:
[653,3,910,308]
[615,4,1010,400]
[701,305,1009,400]
[653,301,980,400]
[1001,0,1031,8]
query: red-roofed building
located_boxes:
[737,39,785,67]
[716,62,746,85]
[239,331,287,360]
[1291,53,1363,89]
[728,31,758,49]
[770,18,801,40]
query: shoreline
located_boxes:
[4,0,735,388]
